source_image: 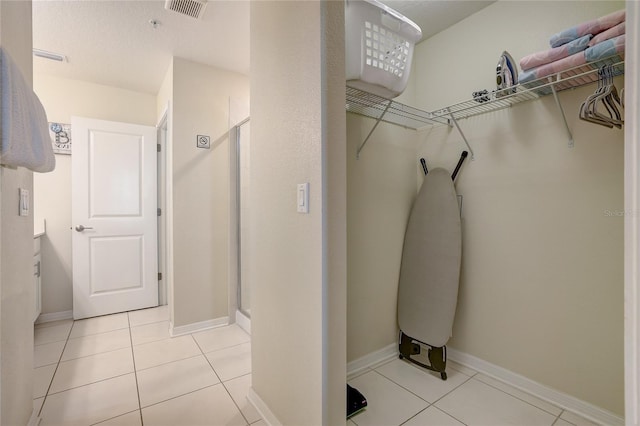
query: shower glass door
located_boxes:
[237,120,251,317]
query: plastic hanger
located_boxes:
[579,65,624,129]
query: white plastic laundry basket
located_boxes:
[346,0,422,99]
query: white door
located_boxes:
[72,117,158,319]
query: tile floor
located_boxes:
[347,359,600,426]
[34,307,600,426]
[33,306,263,426]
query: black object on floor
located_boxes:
[347,384,367,418]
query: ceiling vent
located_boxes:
[164,0,208,19]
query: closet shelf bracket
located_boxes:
[356,99,392,160]
[346,86,451,159]
[447,108,475,160]
[548,76,574,148]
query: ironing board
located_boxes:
[397,167,462,380]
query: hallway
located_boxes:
[33,307,261,425]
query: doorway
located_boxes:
[71,116,158,319]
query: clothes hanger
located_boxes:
[580,68,613,128]
[598,65,623,126]
[580,65,624,129]
[587,67,621,127]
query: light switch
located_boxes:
[297,183,309,214]
[19,188,29,217]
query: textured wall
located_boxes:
[250,1,346,424]
[0,1,37,423]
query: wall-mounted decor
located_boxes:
[49,122,71,154]
[196,134,210,149]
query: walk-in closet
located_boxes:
[346,0,625,422]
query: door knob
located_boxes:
[75,225,94,232]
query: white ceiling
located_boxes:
[32,0,494,95]
[382,1,495,40]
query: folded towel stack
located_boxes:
[518,9,625,85]
[1,47,55,173]
[549,9,625,48]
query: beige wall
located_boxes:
[33,75,157,315]
[415,1,624,415]
[250,1,346,424]
[347,116,418,361]
[0,1,36,424]
[171,57,249,327]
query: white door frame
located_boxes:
[625,1,640,424]
[158,102,174,324]
[157,110,168,307]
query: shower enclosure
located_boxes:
[236,119,251,317]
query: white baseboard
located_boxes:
[247,387,281,426]
[346,343,397,379]
[446,347,624,426]
[346,343,623,426]
[169,316,229,337]
[235,310,251,335]
[27,408,41,426]
[35,310,73,324]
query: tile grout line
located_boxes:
[139,319,235,410]
[37,319,75,418]
[432,405,470,426]
[420,374,473,426]
[193,332,252,425]
[137,383,220,411]
[89,409,140,426]
[56,343,133,364]
[554,409,579,426]
[395,404,471,426]
[135,352,204,373]
[126,312,145,426]
[396,406,432,426]
[471,374,564,418]
[45,371,137,397]
[367,368,471,426]
[202,340,252,356]
[423,371,475,406]
[65,326,129,341]
[220,376,252,425]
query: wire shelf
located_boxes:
[346,56,624,158]
[347,57,624,126]
[431,57,624,121]
[346,86,450,130]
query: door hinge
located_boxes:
[157,208,162,217]
[157,143,161,152]
[158,272,162,281]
